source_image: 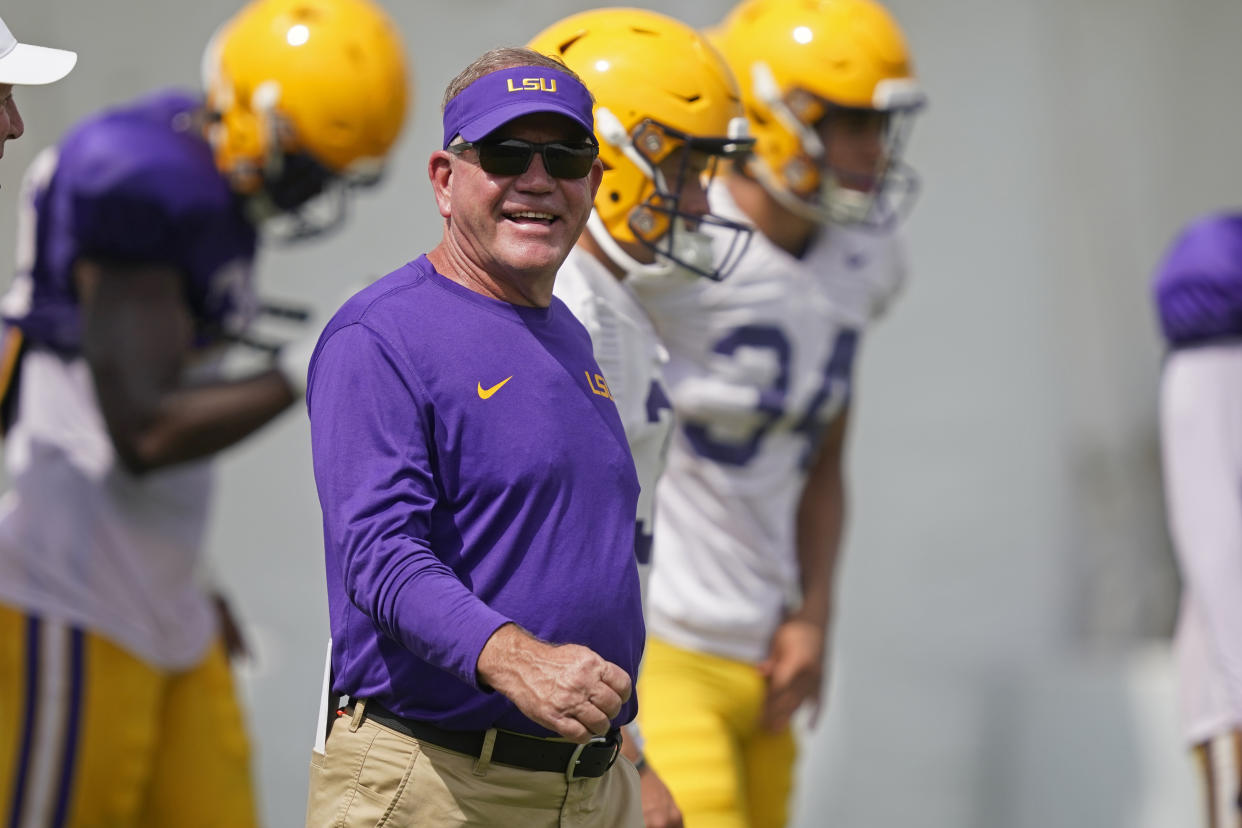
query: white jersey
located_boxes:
[1159,344,1242,744]
[0,347,218,669]
[554,246,674,606]
[632,182,908,663]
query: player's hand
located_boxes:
[758,617,827,732]
[638,761,683,828]
[476,623,632,743]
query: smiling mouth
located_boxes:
[505,210,557,225]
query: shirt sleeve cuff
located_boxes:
[448,607,514,691]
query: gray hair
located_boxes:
[441,46,587,111]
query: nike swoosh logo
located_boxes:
[477,376,513,399]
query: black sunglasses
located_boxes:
[448,138,598,179]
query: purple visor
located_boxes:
[442,66,595,149]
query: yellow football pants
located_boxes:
[0,604,257,827]
[638,636,796,828]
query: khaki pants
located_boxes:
[306,707,642,827]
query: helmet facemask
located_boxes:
[245,165,345,243]
[255,171,386,244]
[592,109,754,282]
[244,149,386,245]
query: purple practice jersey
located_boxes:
[1153,213,1242,347]
[3,89,257,352]
[308,256,645,737]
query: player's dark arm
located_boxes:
[794,404,851,630]
[75,257,296,475]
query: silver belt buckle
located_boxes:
[565,735,607,782]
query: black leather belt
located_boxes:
[348,701,622,781]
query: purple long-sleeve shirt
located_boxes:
[308,256,644,736]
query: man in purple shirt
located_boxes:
[306,48,645,827]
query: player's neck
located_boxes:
[726,173,820,260]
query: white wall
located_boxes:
[3,1,1240,825]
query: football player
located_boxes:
[0,0,407,824]
[1154,213,1242,828]
[529,9,753,826]
[629,0,925,825]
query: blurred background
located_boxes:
[4,0,1242,825]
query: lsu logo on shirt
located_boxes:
[585,371,613,400]
[507,77,557,93]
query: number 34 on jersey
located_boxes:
[679,325,857,470]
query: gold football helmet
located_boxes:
[202,0,409,234]
[710,0,925,227]
[530,8,754,280]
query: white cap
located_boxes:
[0,16,76,86]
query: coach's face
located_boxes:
[432,112,602,297]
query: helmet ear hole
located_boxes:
[633,122,667,162]
[784,158,819,197]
